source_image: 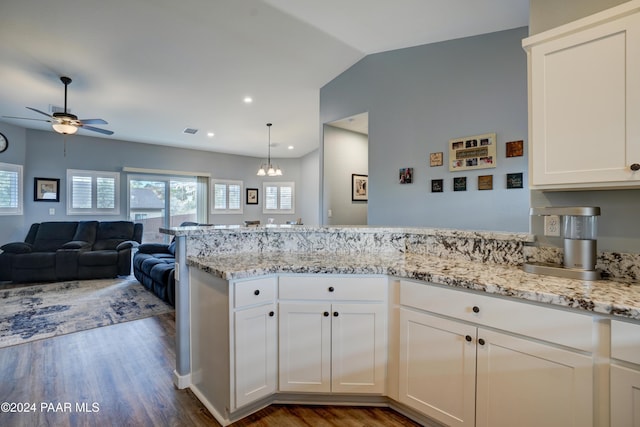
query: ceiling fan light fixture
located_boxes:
[52,122,78,135]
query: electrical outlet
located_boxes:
[544,215,561,237]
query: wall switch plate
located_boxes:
[49,208,55,215]
[328,209,332,218]
[544,215,561,237]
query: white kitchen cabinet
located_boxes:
[233,277,278,409]
[523,1,640,189]
[475,329,592,427]
[399,280,593,427]
[278,276,387,394]
[610,365,640,427]
[399,309,477,426]
[278,302,331,393]
[611,320,640,427]
[189,271,278,424]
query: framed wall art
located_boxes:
[507,172,524,189]
[246,188,258,205]
[449,132,497,172]
[506,140,524,157]
[399,168,413,184]
[431,179,443,193]
[478,175,493,190]
[429,152,443,167]
[453,176,467,192]
[34,177,60,202]
[352,174,368,201]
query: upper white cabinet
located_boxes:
[523,1,640,189]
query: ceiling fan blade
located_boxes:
[2,115,51,122]
[26,107,54,118]
[80,118,108,125]
[81,125,114,135]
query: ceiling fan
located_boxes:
[3,76,113,136]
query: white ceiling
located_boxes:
[0,0,528,159]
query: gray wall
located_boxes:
[527,0,640,253]
[0,125,315,243]
[323,125,368,225]
[298,148,320,226]
[320,27,530,232]
[529,0,630,34]
[0,123,28,242]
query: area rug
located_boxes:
[0,277,174,348]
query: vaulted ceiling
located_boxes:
[0,0,528,158]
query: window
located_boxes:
[263,182,294,214]
[67,169,120,215]
[211,179,243,214]
[124,166,209,243]
[0,162,23,215]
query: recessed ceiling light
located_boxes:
[207,132,215,137]
[288,145,294,150]
[243,96,253,104]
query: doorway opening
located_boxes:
[323,112,369,225]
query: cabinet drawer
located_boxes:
[612,319,640,365]
[400,280,593,352]
[279,276,387,301]
[234,277,277,308]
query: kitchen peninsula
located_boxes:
[162,225,640,427]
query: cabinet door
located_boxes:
[234,303,277,408]
[611,364,640,427]
[331,303,386,394]
[278,302,331,393]
[528,11,640,188]
[476,329,593,427]
[398,309,477,427]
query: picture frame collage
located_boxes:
[400,134,524,193]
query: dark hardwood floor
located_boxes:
[0,313,422,427]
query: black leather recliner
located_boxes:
[0,221,142,283]
[132,222,200,306]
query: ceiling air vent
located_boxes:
[183,128,198,135]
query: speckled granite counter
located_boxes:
[161,225,639,321]
[188,251,640,321]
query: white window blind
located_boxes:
[0,162,23,215]
[211,179,243,214]
[263,182,294,214]
[67,169,120,215]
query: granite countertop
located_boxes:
[188,251,640,321]
[162,224,535,242]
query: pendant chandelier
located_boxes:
[257,123,283,176]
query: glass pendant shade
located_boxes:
[257,123,283,176]
[52,122,78,134]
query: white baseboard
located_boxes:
[173,370,191,389]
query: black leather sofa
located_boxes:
[132,222,200,306]
[0,221,142,283]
